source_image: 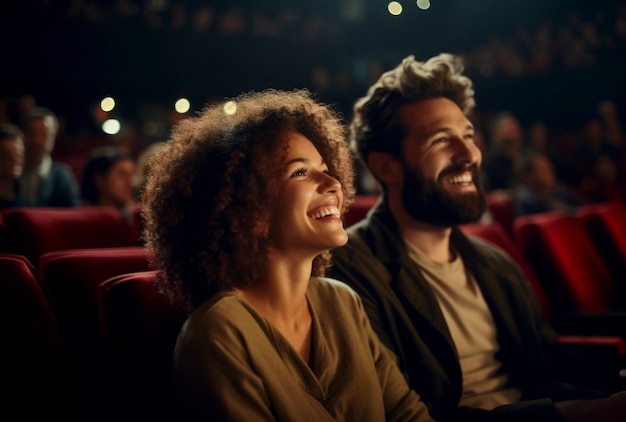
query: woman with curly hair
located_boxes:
[141,89,433,421]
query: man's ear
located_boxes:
[368,152,403,184]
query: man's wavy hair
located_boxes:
[141,89,355,312]
[350,53,476,166]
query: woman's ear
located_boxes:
[368,152,403,184]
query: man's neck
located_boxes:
[388,198,454,264]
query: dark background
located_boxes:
[2,0,625,139]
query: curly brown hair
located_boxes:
[350,53,476,165]
[141,89,355,311]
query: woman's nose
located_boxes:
[319,172,341,192]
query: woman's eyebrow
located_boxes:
[285,157,309,166]
[285,157,326,167]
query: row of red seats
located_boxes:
[1,249,185,420]
[2,199,625,417]
[461,212,626,332]
[0,205,186,420]
[0,206,144,264]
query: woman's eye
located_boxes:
[291,168,307,177]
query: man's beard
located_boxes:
[401,163,487,226]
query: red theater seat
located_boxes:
[0,253,75,419]
[344,194,379,227]
[1,206,137,265]
[38,246,154,420]
[485,191,515,236]
[39,246,154,335]
[513,210,626,338]
[98,270,187,420]
[576,201,626,301]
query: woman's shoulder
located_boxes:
[309,276,362,306]
[184,291,251,332]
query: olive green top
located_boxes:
[174,276,434,421]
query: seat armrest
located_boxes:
[554,334,626,393]
[553,312,626,338]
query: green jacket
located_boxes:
[329,197,582,422]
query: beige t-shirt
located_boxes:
[406,243,523,410]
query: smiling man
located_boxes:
[329,53,626,421]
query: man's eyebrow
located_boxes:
[423,123,475,138]
[423,127,452,138]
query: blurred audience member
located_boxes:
[0,124,25,208]
[17,107,80,207]
[528,121,549,152]
[483,110,525,191]
[81,146,137,222]
[512,150,583,217]
[597,100,625,149]
[6,94,36,126]
[575,118,622,168]
[573,117,624,202]
[527,120,577,186]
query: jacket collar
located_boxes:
[359,197,454,341]
[358,196,521,348]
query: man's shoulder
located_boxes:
[458,230,523,276]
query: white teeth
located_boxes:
[449,174,472,184]
[311,206,340,219]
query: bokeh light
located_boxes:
[102,118,121,135]
[175,98,191,114]
[100,96,116,112]
[416,0,431,10]
[388,2,403,16]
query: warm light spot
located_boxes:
[388,2,403,15]
[175,98,191,114]
[102,118,121,135]
[100,96,115,112]
[223,101,237,115]
[416,0,430,10]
